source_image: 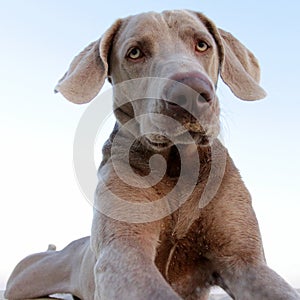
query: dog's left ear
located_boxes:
[218,28,267,100]
[196,13,266,101]
[55,19,122,104]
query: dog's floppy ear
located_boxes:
[195,12,266,101]
[55,19,122,104]
[218,28,266,100]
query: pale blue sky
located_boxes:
[0,0,300,290]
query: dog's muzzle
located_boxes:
[163,71,215,118]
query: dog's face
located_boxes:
[110,11,221,149]
[55,10,266,151]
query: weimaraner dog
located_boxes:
[5,9,300,300]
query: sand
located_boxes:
[0,290,231,299]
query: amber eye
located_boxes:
[127,47,143,59]
[196,40,209,52]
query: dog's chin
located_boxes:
[144,130,213,152]
[145,138,173,151]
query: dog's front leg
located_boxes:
[91,210,181,300]
[219,264,300,300]
[93,241,181,300]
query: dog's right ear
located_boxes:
[194,12,266,101]
[55,19,122,104]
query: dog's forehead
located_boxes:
[117,10,209,42]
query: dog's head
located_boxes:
[55,10,266,150]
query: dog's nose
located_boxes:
[164,72,215,114]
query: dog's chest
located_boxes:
[155,214,212,296]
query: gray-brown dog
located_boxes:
[5,10,300,300]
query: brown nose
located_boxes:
[164,72,215,114]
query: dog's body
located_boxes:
[5,10,300,300]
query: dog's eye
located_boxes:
[196,40,209,52]
[127,47,143,60]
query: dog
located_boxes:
[5,9,300,300]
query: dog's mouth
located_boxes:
[144,128,213,151]
[141,102,219,151]
[145,138,172,150]
[118,96,220,151]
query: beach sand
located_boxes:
[0,290,231,299]
[2,290,300,299]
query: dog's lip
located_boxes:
[145,128,209,148]
[152,120,205,137]
[146,138,171,149]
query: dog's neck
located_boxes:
[100,122,214,182]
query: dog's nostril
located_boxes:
[198,92,212,103]
[198,94,206,103]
